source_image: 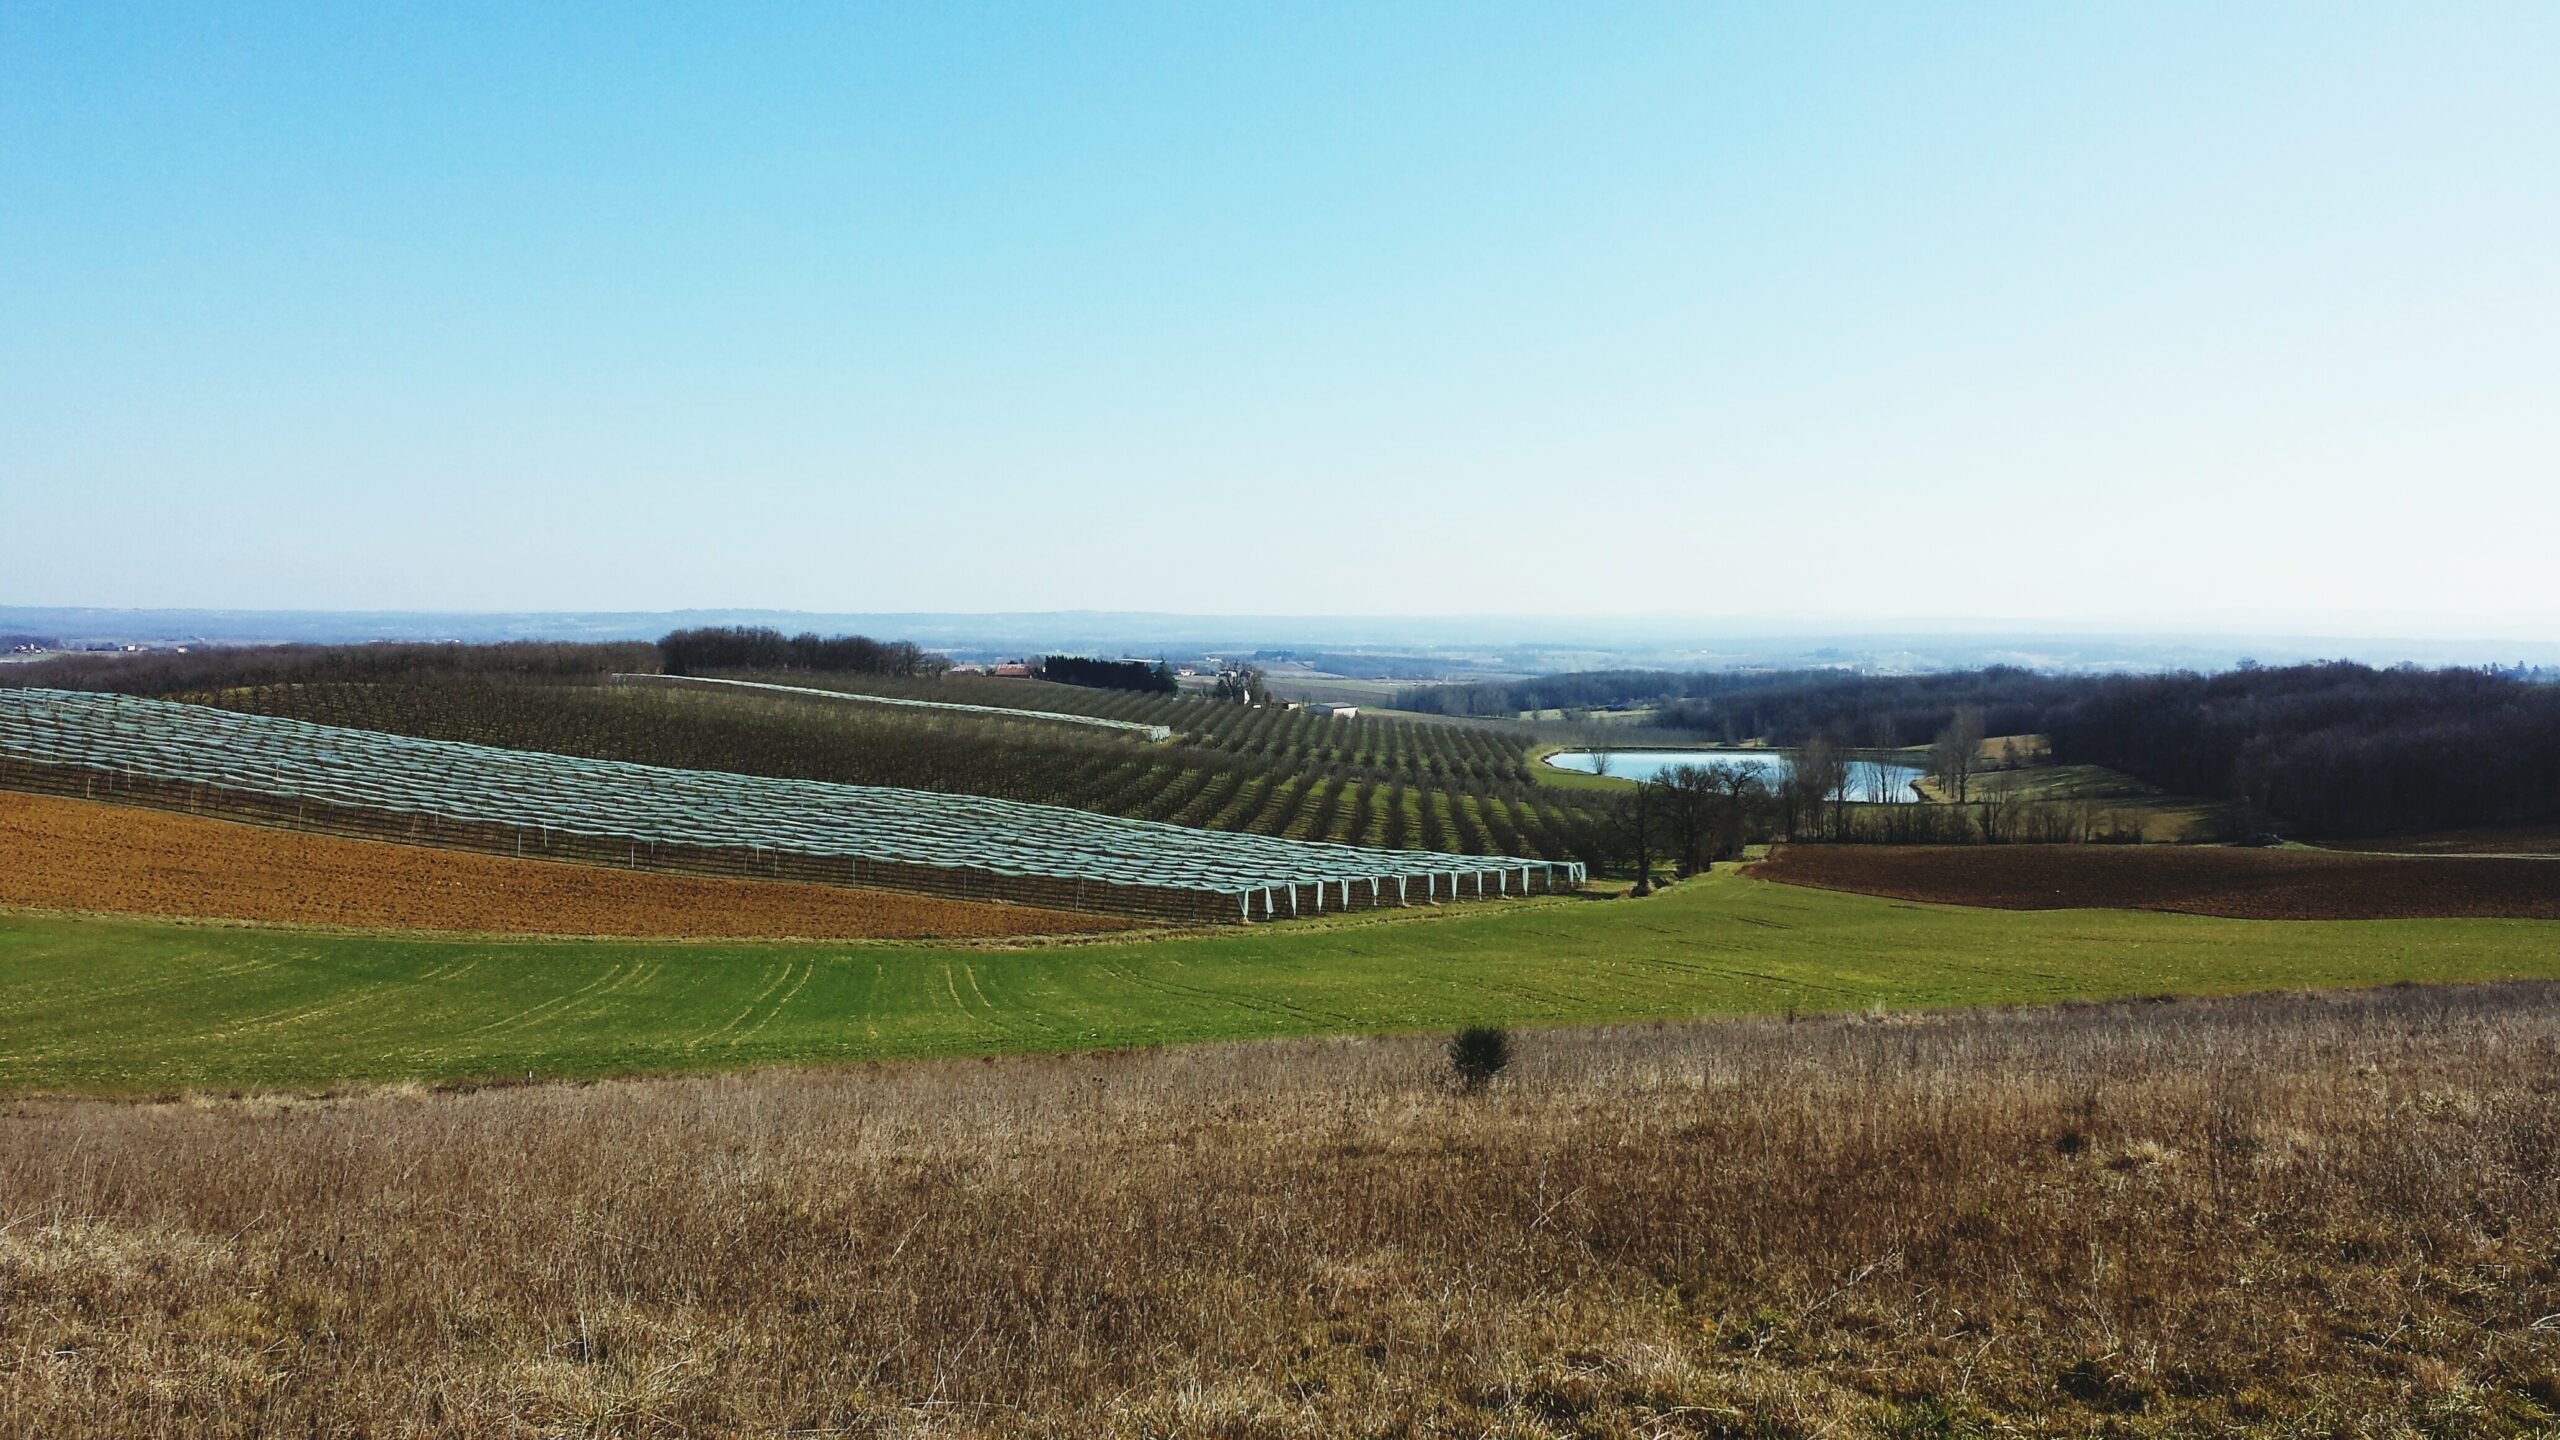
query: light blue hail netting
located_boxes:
[0,690,1586,908]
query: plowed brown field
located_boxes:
[0,792,1136,939]
[1752,842,2560,920]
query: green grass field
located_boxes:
[1523,741,1636,792]
[4,869,2554,1096]
[1913,753,2238,841]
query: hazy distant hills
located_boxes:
[2,605,2551,677]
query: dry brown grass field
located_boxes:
[2,983,2554,1437]
[0,791,1135,940]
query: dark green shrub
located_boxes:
[1446,1026,1512,1093]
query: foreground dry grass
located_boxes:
[0,791,1133,939]
[2,985,2556,1437]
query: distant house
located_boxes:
[1309,703,1360,719]
[991,662,1031,678]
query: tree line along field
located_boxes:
[3,866,2555,1096]
[191,676,1617,866]
[1,984,2555,1436]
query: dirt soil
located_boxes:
[0,791,1137,939]
[1751,842,2560,921]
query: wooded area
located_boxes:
[2049,665,2560,837]
[660,627,942,678]
[1038,655,1179,693]
[1414,662,2560,838]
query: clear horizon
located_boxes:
[6,3,2554,632]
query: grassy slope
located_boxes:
[4,870,2555,1095]
[1915,758,2238,841]
[1523,742,1635,792]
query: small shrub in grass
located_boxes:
[1447,1025,1512,1093]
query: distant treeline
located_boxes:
[0,642,657,695]
[0,624,948,694]
[2049,666,2560,837]
[1406,661,2560,838]
[1039,656,1177,694]
[659,627,943,678]
[1399,666,2077,747]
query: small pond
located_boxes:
[1542,748,1926,802]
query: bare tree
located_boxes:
[1982,777,2029,844]
[1863,717,1906,806]
[1706,763,1770,859]
[1930,706,1986,803]
[1659,764,1719,876]
[1606,776,1670,893]
[1788,736,1851,840]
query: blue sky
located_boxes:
[4,2,2553,631]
